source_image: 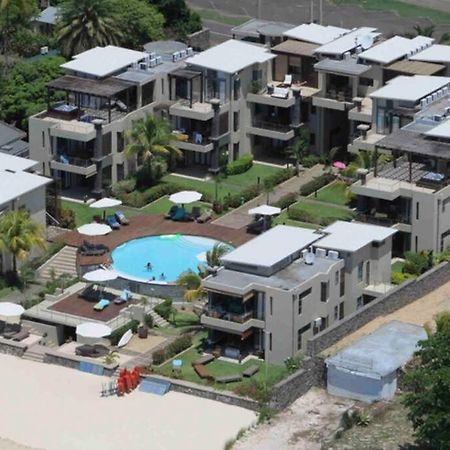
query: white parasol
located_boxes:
[77,223,112,236]
[0,302,24,322]
[83,268,118,283]
[248,205,281,216]
[169,190,202,205]
[89,198,122,220]
[76,322,112,338]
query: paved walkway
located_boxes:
[213,165,324,229]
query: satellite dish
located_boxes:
[305,252,315,265]
[357,34,374,50]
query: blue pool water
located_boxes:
[111,234,228,283]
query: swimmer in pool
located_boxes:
[146,262,153,271]
[160,273,166,281]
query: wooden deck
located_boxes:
[60,214,252,267]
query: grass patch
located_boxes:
[273,211,319,229]
[0,286,17,298]
[333,0,450,24]
[194,8,249,26]
[292,200,354,225]
[169,311,200,328]
[312,181,350,206]
[141,196,211,215]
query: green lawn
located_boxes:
[334,0,450,24]
[154,333,288,391]
[193,8,249,26]
[141,197,211,215]
[169,311,200,328]
[291,200,354,225]
[0,286,17,299]
[163,163,283,201]
[312,181,350,206]
[273,211,319,229]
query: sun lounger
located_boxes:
[192,354,215,366]
[191,206,201,220]
[193,364,214,381]
[196,210,212,223]
[114,289,132,305]
[80,284,102,301]
[165,205,178,219]
[172,207,187,221]
[242,365,260,377]
[106,215,120,229]
[271,87,289,99]
[216,373,242,383]
[94,299,110,311]
[246,218,265,235]
[2,324,21,339]
[282,74,292,86]
[12,329,30,342]
[115,210,129,225]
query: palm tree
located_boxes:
[57,0,123,59]
[103,350,120,365]
[263,178,275,204]
[356,150,390,169]
[125,116,182,185]
[409,25,449,44]
[0,209,46,276]
[176,270,204,302]
[286,129,310,176]
[206,243,230,268]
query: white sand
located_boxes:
[0,354,256,450]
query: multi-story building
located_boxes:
[0,153,51,273]
[350,75,450,254]
[200,222,395,364]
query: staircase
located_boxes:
[37,246,78,282]
[148,309,170,328]
[22,345,47,364]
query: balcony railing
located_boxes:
[325,89,353,103]
[252,119,292,133]
[173,131,212,146]
[54,155,94,167]
[356,212,411,226]
[203,306,257,324]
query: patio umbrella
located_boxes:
[333,161,347,170]
[248,205,281,216]
[0,302,24,323]
[83,268,118,283]
[76,322,112,339]
[77,223,112,237]
[89,197,122,221]
[169,190,202,205]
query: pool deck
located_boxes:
[60,214,252,267]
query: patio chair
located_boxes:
[271,87,289,99]
[216,373,242,384]
[113,289,132,304]
[196,210,212,223]
[191,206,201,219]
[80,284,103,301]
[171,207,187,221]
[106,215,120,230]
[242,365,260,378]
[246,218,265,235]
[115,211,130,225]
[165,205,178,220]
[116,100,128,112]
[94,299,110,311]
[283,74,292,86]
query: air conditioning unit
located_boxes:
[433,114,443,122]
[316,248,327,258]
[155,56,162,65]
[301,249,308,259]
[420,99,427,109]
[328,250,339,260]
[187,47,194,56]
[445,106,450,114]
[139,62,148,70]
[313,318,322,328]
[180,49,187,58]
[426,95,433,104]
[132,62,139,70]
[148,52,156,59]
[149,58,157,68]
[40,46,48,55]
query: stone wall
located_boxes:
[147,374,260,411]
[0,338,27,357]
[187,28,210,51]
[307,262,450,357]
[270,356,326,410]
[44,349,118,376]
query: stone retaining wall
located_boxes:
[146,374,260,411]
[307,262,450,356]
[0,338,27,357]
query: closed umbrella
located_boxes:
[0,302,24,323]
[76,322,112,339]
[169,191,202,205]
[89,197,122,221]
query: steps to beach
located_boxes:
[22,346,47,364]
[148,309,169,328]
[37,246,78,282]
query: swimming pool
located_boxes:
[111,234,230,283]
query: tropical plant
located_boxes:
[405,25,450,44]
[263,178,275,204]
[402,312,450,449]
[355,150,391,170]
[206,242,230,268]
[103,350,120,365]
[176,270,204,302]
[0,209,46,275]
[125,116,182,187]
[286,129,310,176]
[57,0,123,58]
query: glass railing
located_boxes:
[252,119,292,132]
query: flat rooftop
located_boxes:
[61,46,147,78]
[370,75,450,102]
[283,23,349,45]
[411,44,450,63]
[0,152,38,171]
[318,221,396,252]
[232,19,295,38]
[221,225,322,268]
[314,57,371,76]
[205,254,339,293]
[326,321,426,376]
[315,27,380,56]
[186,39,275,74]
[271,40,318,57]
[385,59,445,76]
[358,36,433,65]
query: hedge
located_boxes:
[152,334,193,365]
[274,192,297,210]
[299,173,335,197]
[110,320,139,345]
[222,184,262,209]
[154,298,173,320]
[287,207,317,224]
[263,168,295,186]
[226,154,253,175]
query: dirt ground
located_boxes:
[233,388,354,450]
[323,279,450,357]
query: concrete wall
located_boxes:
[22,319,64,346]
[307,262,450,356]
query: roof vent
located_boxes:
[328,250,340,260]
[305,252,315,265]
[316,248,327,258]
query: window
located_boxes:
[416,202,420,220]
[233,143,239,160]
[365,261,370,286]
[340,268,345,297]
[415,236,418,252]
[298,288,311,300]
[335,271,339,285]
[233,111,240,132]
[269,332,272,351]
[297,324,311,350]
[357,262,364,282]
[320,281,329,302]
[42,131,45,147]
[298,299,302,315]
[356,296,364,310]
[334,305,338,320]
[161,79,164,95]
[269,297,273,315]
[310,133,316,145]
[339,301,344,320]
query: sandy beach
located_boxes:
[0,354,256,450]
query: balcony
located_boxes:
[201,306,264,333]
[247,119,294,141]
[169,99,229,121]
[172,131,214,153]
[313,90,354,111]
[348,97,372,123]
[50,155,97,177]
[348,130,385,153]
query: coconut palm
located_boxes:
[103,350,119,365]
[356,150,390,169]
[125,116,182,184]
[176,270,204,302]
[206,243,230,267]
[0,209,46,275]
[57,0,123,58]
[286,129,310,176]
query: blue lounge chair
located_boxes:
[94,299,110,311]
[106,215,120,229]
[115,211,129,225]
[114,289,131,305]
[172,207,186,221]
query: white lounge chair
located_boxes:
[283,74,293,86]
[271,87,289,99]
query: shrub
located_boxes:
[111,179,136,198]
[263,168,295,186]
[234,379,271,403]
[301,154,322,168]
[226,154,253,176]
[274,192,297,210]
[391,271,413,285]
[154,298,173,320]
[287,207,317,224]
[403,251,433,276]
[10,29,54,58]
[284,354,304,373]
[165,334,192,358]
[299,173,335,197]
[144,313,154,329]
[223,184,262,209]
[123,190,146,208]
[152,349,166,365]
[109,320,139,345]
[59,208,76,229]
[135,158,167,189]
